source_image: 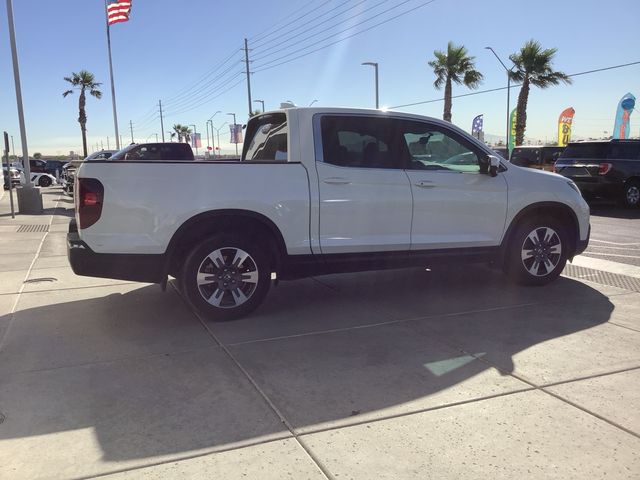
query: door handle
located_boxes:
[414,180,436,188]
[323,177,351,185]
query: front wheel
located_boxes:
[180,234,271,321]
[505,218,568,286]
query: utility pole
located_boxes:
[104,0,120,150]
[159,100,165,142]
[244,38,253,118]
[129,120,134,143]
[107,136,110,149]
[10,135,15,159]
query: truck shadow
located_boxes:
[0,267,615,470]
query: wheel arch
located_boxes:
[164,209,287,279]
[500,202,580,263]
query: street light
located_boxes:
[361,62,379,109]
[227,113,238,156]
[206,111,222,155]
[485,47,515,158]
[213,122,228,158]
[309,99,318,107]
[253,99,265,113]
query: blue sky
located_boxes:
[1,0,639,155]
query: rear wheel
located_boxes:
[505,218,568,286]
[180,233,271,321]
[38,175,52,187]
[622,180,640,208]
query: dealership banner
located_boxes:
[508,108,517,152]
[613,93,636,139]
[229,124,243,144]
[557,107,575,147]
[191,133,201,148]
[471,114,484,141]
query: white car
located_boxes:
[68,107,590,320]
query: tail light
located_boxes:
[598,163,613,175]
[77,178,104,229]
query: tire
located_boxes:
[180,233,271,321]
[505,217,568,286]
[621,180,640,208]
[39,175,52,187]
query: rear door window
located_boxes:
[320,115,403,169]
[243,113,288,161]
[561,143,608,160]
[608,143,640,160]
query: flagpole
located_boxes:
[105,0,121,150]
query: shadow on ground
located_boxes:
[0,267,615,465]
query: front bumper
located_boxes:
[574,224,590,257]
[67,219,165,283]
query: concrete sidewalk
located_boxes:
[0,187,639,479]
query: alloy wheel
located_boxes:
[626,185,640,206]
[520,227,562,277]
[196,247,259,308]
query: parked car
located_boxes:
[29,172,57,187]
[555,139,640,207]
[45,160,68,177]
[2,166,21,190]
[62,150,118,195]
[491,147,509,159]
[510,146,565,171]
[108,143,195,161]
[68,107,590,321]
[29,158,47,173]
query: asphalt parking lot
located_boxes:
[1,188,639,479]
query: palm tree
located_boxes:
[172,124,192,143]
[428,42,483,122]
[62,70,102,157]
[510,40,572,146]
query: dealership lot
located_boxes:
[0,188,639,479]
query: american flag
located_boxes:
[472,114,484,135]
[107,1,132,26]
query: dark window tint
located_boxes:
[608,143,640,160]
[561,143,608,159]
[320,115,401,169]
[243,113,288,161]
[161,143,194,160]
[124,145,163,161]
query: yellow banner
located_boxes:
[558,107,575,147]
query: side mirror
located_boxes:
[481,155,500,177]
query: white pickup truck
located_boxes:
[68,107,590,320]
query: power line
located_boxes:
[249,0,333,44]
[389,60,640,109]
[163,74,245,117]
[254,0,436,73]
[253,0,410,65]
[163,63,242,111]
[252,0,371,53]
[162,47,242,107]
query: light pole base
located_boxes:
[17,187,43,214]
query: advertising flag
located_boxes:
[191,133,202,149]
[107,1,132,26]
[508,108,517,152]
[557,107,575,147]
[229,124,243,144]
[613,93,636,139]
[471,114,483,135]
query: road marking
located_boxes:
[582,252,640,260]
[590,239,640,246]
[588,244,640,251]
